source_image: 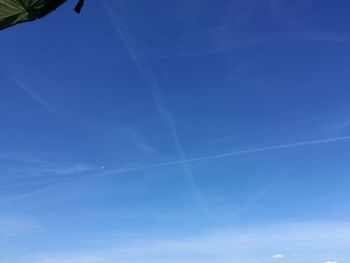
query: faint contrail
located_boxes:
[187,135,350,162]
[11,78,58,116]
[98,135,350,176]
[126,30,350,60]
[1,185,60,204]
[103,1,206,212]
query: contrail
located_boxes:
[187,135,350,162]
[98,135,350,176]
[0,175,79,188]
[128,30,350,60]
[11,78,58,116]
[1,184,61,204]
[103,1,206,212]
[5,135,349,205]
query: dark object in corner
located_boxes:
[0,0,84,31]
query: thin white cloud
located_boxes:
[0,216,41,236]
[0,153,95,203]
[0,152,92,181]
[272,254,285,259]
[119,126,156,154]
[1,184,62,204]
[36,255,107,263]
[325,261,338,263]
[10,78,59,116]
[137,142,156,154]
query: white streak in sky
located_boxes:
[272,254,285,259]
[98,135,350,176]
[187,135,350,163]
[103,1,206,212]
[1,185,60,204]
[11,78,58,116]
[5,135,349,206]
[132,30,350,60]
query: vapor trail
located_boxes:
[99,135,350,176]
[188,135,350,162]
[103,1,206,211]
[11,78,58,116]
[1,184,61,204]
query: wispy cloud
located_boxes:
[272,254,285,259]
[10,78,59,116]
[0,152,95,204]
[0,216,41,236]
[31,222,350,263]
[120,126,156,154]
[103,1,205,212]
[1,184,63,204]
[0,152,92,181]
[35,256,107,263]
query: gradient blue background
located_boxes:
[1,1,350,262]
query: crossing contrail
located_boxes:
[6,136,349,205]
[103,1,206,212]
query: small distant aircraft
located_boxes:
[0,0,84,31]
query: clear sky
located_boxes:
[1,1,350,263]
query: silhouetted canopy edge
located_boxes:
[0,0,83,30]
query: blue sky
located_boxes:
[1,0,350,262]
